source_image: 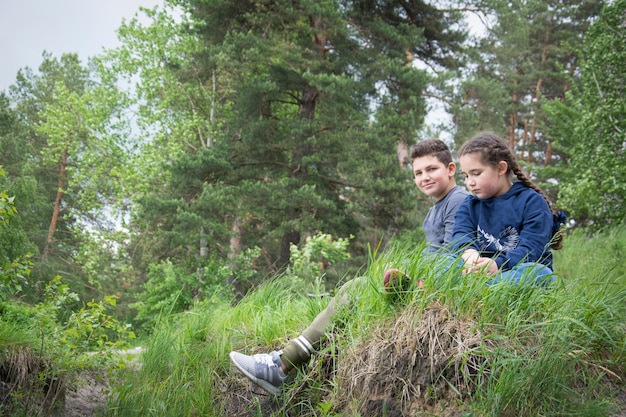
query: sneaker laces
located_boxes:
[256,354,277,368]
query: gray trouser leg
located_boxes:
[280,278,361,371]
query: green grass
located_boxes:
[103,228,626,417]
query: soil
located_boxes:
[59,346,142,417]
[63,373,109,417]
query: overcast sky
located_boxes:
[0,0,163,92]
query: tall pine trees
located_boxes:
[116,0,466,289]
[445,0,601,182]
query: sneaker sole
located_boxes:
[229,351,281,396]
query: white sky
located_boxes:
[0,0,163,92]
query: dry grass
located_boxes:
[219,301,495,417]
[0,345,66,416]
[334,302,491,417]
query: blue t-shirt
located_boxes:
[423,185,469,252]
[451,182,554,270]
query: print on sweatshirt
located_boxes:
[476,225,520,253]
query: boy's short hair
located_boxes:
[410,139,453,166]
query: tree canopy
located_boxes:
[545,0,626,229]
[0,0,619,310]
[105,0,468,294]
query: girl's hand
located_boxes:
[462,255,498,275]
[471,257,498,275]
[461,249,480,265]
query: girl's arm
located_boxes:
[450,198,477,252]
[493,194,553,270]
[461,248,480,264]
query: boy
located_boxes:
[410,138,470,253]
[230,139,468,395]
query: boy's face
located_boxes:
[412,155,457,201]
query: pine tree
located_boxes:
[446,0,601,176]
[113,0,466,288]
[2,53,131,301]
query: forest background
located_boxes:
[0,0,624,415]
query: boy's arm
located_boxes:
[442,190,469,246]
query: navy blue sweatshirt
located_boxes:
[451,182,554,270]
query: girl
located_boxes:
[452,131,565,284]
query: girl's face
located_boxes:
[412,155,457,201]
[460,153,511,199]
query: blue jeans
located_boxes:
[421,253,555,287]
[488,262,554,286]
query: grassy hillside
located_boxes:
[100,226,626,417]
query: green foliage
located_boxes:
[0,255,32,299]
[0,167,16,227]
[131,260,204,332]
[0,174,32,300]
[0,146,134,414]
[546,0,626,229]
[445,0,602,191]
[0,275,135,415]
[131,247,262,332]
[35,276,135,361]
[287,232,352,294]
[0,275,135,358]
[0,183,17,226]
[109,0,463,287]
[2,52,133,304]
[106,226,626,417]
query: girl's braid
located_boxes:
[508,159,564,250]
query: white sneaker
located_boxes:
[229,350,287,395]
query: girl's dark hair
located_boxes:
[459,131,564,250]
